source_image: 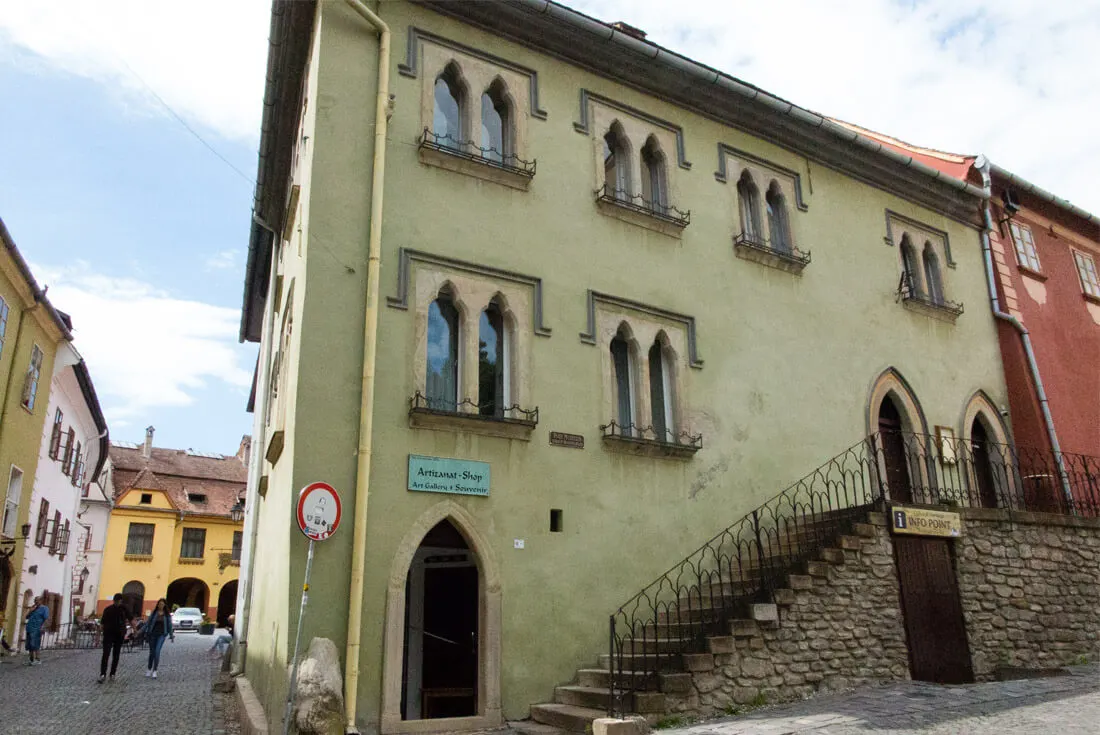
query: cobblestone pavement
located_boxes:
[668,665,1100,734]
[0,629,232,734]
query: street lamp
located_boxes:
[0,523,33,560]
[230,501,245,524]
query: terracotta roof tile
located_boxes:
[109,444,247,518]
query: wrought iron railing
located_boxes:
[606,431,1100,716]
[594,184,691,227]
[418,128,536,177]
[898,272,964,316]
[25,621,141,652]
[733,232,811,266]
[600,421,703,451]
[409,391,539,424]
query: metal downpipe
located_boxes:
[975,158,1073,509]
[341,1,390,732]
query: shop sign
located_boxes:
[891,506,963,538]
[408,455,490,497]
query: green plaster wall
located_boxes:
[245,1,1010,731]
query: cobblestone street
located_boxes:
[0,630,233,734]
[665,665,1100,734]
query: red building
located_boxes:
[835,121,1100,510]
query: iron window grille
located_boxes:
[594,184,690,227]
[897,272,964,316]
[125,522,155,556]
[409,391,538,426]
[733,231,811,266]
[599,420,703,450]
[418,128,536,178]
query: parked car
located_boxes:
[171,607,203,632]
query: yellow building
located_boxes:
[0,218,73,642]
[98,428,248,624]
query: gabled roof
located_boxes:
[109,443,247,518]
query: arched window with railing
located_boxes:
[648,333,676,442]
[478,296,511,417]
[427,286,460,410]
[641,135,668,214]
[765,181,792,253]
[603,122,632,201]
[900,235,922,297]
[610,325,637,436]
[923,242,944,305]
[433,63,467,151]
[480,78,512,164]
[737,171,762,243]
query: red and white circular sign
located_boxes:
[296,482,342,541]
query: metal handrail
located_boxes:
[606,432,1100,716]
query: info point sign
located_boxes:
[296,482,342,541]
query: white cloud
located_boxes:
[0,0,269,141]
[1,0,1097,211]
[205,250,240,272]
[34,263,252,426]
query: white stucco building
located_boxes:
[14,341,108,637]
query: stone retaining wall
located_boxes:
[668,510,1100,719]
[667,520,910,718]
[955,509,1100,680]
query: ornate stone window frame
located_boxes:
[867,367,933,500]
[406,31,543,190]
[717,144,811,274]
[885,211,962,323]
[575,91,691,237]
[580,291,702,459]
[389,250,545,440]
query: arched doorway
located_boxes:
[969,419,999,508]
[121,580,145,618]
[216,580,238,627]
[878,395,914,504]
[402,520,479,720]
[166,578,208,614]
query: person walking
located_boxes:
[24,596,49,665]
[144,598,174,679]
[98,593,132,682]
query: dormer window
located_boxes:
[187,492,207,504]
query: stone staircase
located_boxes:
[529,514,877,732]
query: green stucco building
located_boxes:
[235,2,1013,733]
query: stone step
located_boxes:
[772,588,797,606]
[509,719,572,735]
[838,535,864,550]
[555,685,665,713]
[577,668,658,691]
[805,560,832,578]
[818,547,845,564]
[853,522,876,538]
[530,703,605,733]
[598,653,683,673]
[621,636,694,654]
[729,618,760,638]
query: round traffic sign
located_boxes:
[295,482,342,541]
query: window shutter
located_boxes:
[35,499,49,547]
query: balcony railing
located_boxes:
[594,184,691,228]
[417,128,536,178]
[898,273,964,316]
[733,231,811,267]
[600,421,702,452]
[409,391,538,425]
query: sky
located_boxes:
[0,0,1097,454]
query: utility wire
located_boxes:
[115,57,255,186]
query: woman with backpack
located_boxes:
[144,598,174,678]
